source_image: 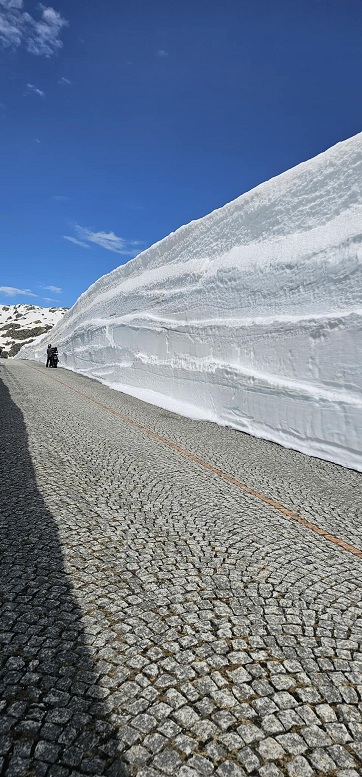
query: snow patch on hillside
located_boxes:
[0,304,67,356]
[17,134,362,471]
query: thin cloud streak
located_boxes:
[63,235,90,249]
[41,285,62,293]
[76,226,134,255]
[0,285,37,297]
[26,83,45,97]
[64,225,143,256]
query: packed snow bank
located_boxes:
[18,134,362,470]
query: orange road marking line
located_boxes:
[29,363,362,560]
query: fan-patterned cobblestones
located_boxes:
[0,361,361,777]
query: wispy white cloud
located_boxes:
[156,49,168,58]
[64,225,143,256]
[63,235,90,249]
[41,284,62,293]
[0,0,23,49]
[0,285,37,297]
[53,194,68,201]
[0,1,68,57]
[25,82,45,97]
[58,76,71,85]
[76,226,133,255]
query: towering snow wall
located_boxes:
[18,134,362,470]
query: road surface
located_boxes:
[1,360,361,777]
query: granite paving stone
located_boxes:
[259,767,283,777]
[1,361,362,776]
[286,755,314,777]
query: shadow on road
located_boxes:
[0,374,126,776]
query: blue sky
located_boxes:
[1,0,361,308]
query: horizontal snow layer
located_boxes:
[18,133,362,471]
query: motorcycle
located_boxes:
[49,348,59,368]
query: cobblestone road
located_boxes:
[1,360,361,777]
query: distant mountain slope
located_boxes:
[0,304,68,357]
[17,133,362,470]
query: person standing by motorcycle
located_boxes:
[46,344,52,367]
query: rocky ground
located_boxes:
[0,305,68,357]
[0,360,361,777]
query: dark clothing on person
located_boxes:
[46,345,52,367]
